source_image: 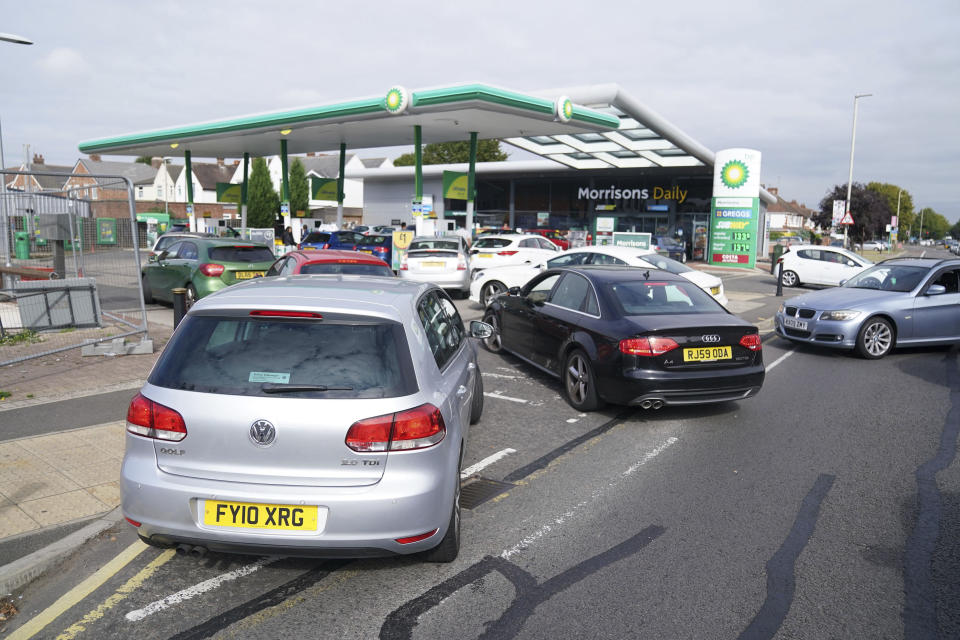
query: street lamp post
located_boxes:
[0,32,33,288]
[843,93,872,250]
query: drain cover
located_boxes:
[460,477,514,510]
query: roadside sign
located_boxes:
[840,211,854,225]
[832,200,845,226]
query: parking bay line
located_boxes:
[765,347,796,373]
[6,541,149,640]
[483,392,528,404]
[461,448,517,479]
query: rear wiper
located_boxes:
[261,383,354,393]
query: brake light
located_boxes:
[199,263,225,277]
[739,334,762,351]
[400,256,408,271]
[457,256,467,271]
[396,529,439,544]
[126,393,187,441]
[497,250,518,256]
[619,336,680,356]
[345,404,445,452]
[322,243,330,249]
[249,310,323,318]
[297,243,302,250]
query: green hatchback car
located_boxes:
[142,237,275,306]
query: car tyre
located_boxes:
[482,311,502,353]
[780,270,800,287]
[142,275,153,304]
[423,454,461,563]
[563,349,602,411]
[469,368,484,425]
[855,316,894,359]
[481,281,506,307]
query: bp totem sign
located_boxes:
[709,149,762,268]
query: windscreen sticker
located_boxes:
[249,371,291,384]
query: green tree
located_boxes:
[135,156,153,165]
[866,182,914,237]
[950,219,960,239]
[393,139,508,166]
[289,158,309,217]
[816,183,892,243]
[917,207,949,239]
[247,157,279,229]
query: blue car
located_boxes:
[775,257,960,359]
[298,230,364,251]
[358,233,393,268]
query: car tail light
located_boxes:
[396,529,439,544]
[739,334,762,351]
[497,250,518,256]
[126,393,187,441]
[297,243,302,250]
[322,243,330,249]
[199,263,225,277]
[457,256,467,271]
[345,403,445,452]
[619,336,680,356]
[125,517,142,527]
[400,256,408,270]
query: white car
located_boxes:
[398,236,471,298]
[776,244,872,288]
[470,244,728,307]
[468,234,560,273]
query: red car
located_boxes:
[529,229,570,250]
[265,250,395,277]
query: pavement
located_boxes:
[0,260,781,596]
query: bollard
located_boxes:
[775,258,784,297]
[172,287,187,329]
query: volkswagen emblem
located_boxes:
[249,420,276,447]
[702,334,721,343]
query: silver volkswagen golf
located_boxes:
[122,275,490,562]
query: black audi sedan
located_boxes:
[482,266,764,411]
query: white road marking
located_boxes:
[566,418,578,423]
[500,436,678,559]
[461,448,517,479]
[765,347,796,372]
[482,372,522,380]
[484,392,528,404]
[124,557,275,622]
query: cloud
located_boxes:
[36,47,89,75]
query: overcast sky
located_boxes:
[2,0,957,223]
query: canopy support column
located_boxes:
[240,152,249,229]
[184,150,194,232]
[466,132,478,240]
[337,143,346,228]
[280,139,290,229]
[414,125,423,202]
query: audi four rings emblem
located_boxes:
[249,420,276,447]
[702,334,721,343]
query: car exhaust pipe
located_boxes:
[640,400,653,409]
[188,545,207,558]
[651,400,664,410]
[175,544,192,556]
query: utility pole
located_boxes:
[844,93,872,249]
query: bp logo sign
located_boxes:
[720,159,749,189]
[385,86,410,115]
[556,96,574,123]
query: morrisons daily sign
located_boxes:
[577,186,688,204]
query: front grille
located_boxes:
[784,328,811,339]
[785,306,797,316]
[784,306,816,319]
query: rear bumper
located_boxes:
[121,434,455,556]
[597,364,765,407]
[399,270,469,290]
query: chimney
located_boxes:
[768,187,778,196]
[232,160,240,167]
[32,153,45,164]
[89,154,101,162]
[216,157,224,166]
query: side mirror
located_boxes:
[157,250,169,261]
[469,320,494,339]
[508,286,521,296]
[148,254,158,263]
[926,284,947,296]
[839,279,847,286]
[846,260,856,267]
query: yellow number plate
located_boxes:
[234,271,265,280]
[422,261,445,268]
[203,500,318,531]
[683,346,732,362]
[478,253,493,258]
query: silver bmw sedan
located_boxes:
[121,274,490,562]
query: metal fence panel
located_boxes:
[1,170,150,366]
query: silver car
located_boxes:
[122,275,490,561]
[399,236,471,298]
[775,257,960,359]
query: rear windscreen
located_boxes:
[410,240,459,251]
[149,315,416,398]
[474,238,512,249]
[303,233,331,244]
[209,246,275,263]
[299,263,394,276]
[359,235,389,246]
[606,281,723,315]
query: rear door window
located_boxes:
[304,233,331,244]
[149,313,417,399]
[417,292,463,369]
[474,238,512,249]
[209,246,275,262]
[550,273,596,315]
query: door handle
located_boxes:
[457,385,468,396]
